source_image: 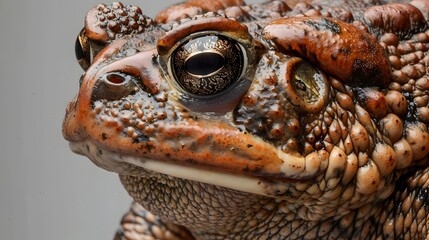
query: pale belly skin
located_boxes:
[63,0,429,239]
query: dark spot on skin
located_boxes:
[132,134,150,143]
[98,149,103,155]
[304,18,341,34]
[303,29,308,36]
[152,54,158,65]
[247,144,253,148]
[404,92,418,123]
[350,59,383,87]
[339,47,351,56]
[360,34,377,54]
[102,133,108,140]
[309,51,317,63]
[333,167,343,176]
[91,85,101,103]
[146,144,155,153]
[205,135,214,144]
[284,189,293,197]
[418,188,428,201]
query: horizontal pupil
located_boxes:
[185,52,225,76]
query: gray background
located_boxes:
[0,0,260,239]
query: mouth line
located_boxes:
[69,140,270,196]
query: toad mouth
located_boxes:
[69,140,270,196]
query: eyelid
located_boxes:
[157,16,253,60]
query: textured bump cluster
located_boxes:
[155,0,244,23]
[119,167,429,239]
[93,89,175,144]
[243,0,291,19]
[115,202,194,240]
[234,52,301,152]
[382,29,429,123]
[95,2,153,40]
[120,173,275,240]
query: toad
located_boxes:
[63,0,429,239]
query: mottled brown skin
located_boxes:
[65,0,429,239]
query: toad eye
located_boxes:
[157,16,255,112]
[284,59,329,113]
[170,35,244,96]
[75,28,91,70]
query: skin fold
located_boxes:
[64,0,429,239]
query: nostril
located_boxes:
[92,72,139,101]
[104,72,127,85]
